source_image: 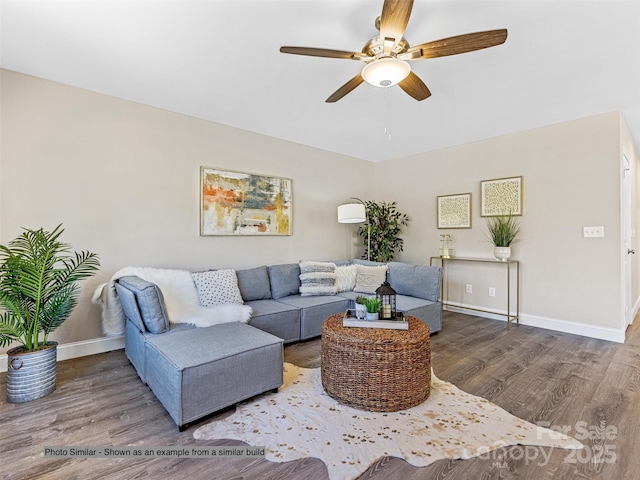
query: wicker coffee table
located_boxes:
[321,313,431,412]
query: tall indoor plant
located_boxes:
[0,224,100,402]
[358,201,410,262]
[486,212,520,261]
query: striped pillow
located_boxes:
[299,261,337,296]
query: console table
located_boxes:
[429,256,520,329]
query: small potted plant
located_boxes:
[364,297,381,321]
[354,295,368,319]
[486,212,520,261]
[0,224,100,402]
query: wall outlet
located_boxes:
[488,287,496,297]
[465,284,472,294]
[583,226,604,238]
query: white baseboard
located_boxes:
[0,336,125,373]
[444,302,626,344]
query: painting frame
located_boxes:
[200,166,293,236]
[480,176,523,217]
[437,193,472,229]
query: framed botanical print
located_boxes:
[437,193,472,229]
[481,176,523,217]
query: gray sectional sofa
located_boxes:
[114,259,442,430]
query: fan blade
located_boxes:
[326,75,365,103]
[280,46,369,61]
[379,0,414,53]
[398,72,431,101]
[407,29,508,59]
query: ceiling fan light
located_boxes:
[361,57,411,88]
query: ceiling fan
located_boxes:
[280,0,507,103]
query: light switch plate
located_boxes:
[583,226,604,238]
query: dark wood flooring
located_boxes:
[2,311,639,480]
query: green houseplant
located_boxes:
[354,295,368,319]
[0,224,100,402]
[485,212,520,261]
[358,201,410,262]
[364,297,381,321]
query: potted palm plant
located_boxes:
[0,224,100,403]
[486,212,520,261]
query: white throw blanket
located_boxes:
[92,267,252,336]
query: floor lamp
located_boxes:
[337,198,370,261]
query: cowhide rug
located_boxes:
[194,363,582,480]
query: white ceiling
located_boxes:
[2,0,639,162]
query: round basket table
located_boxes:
[321,313,431,412]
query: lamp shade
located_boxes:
[338,203,366,223]
[361,57,411,87]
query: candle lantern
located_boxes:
[439,234,454,258]
[375,281,397,320]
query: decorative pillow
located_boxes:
[299,260,337,296]
[268,263,301,299]
[191,269,244,307]
[236,265,272,301]
[353,264,388,294]
[335,264,357,292]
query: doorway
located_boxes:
[622,152,634,328]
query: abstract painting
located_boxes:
[200,167,292,236]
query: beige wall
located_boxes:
[375,112,638,339]
[0,69,373,352]
[1,69,637,357]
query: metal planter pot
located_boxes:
[6,341,58,403]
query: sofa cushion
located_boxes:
[268,263,301,299]
[236,265,272,301]
[299,260,337,296]
[246,299,301,343]
[352,259,387,267]
[115,283,146,333]
[117,276,169,334]
[192,269,244,306]
[353,264,388,294]
[388,262,442,302]
[335,264,357,292]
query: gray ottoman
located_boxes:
[145,322,284,430]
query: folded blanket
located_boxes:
[92,267,252,336]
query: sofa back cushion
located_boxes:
[352,258,387,267]
[117,276,169,334]
[114,283,146,332]
[387,262,442,302]
[268,263,301,299]
[191,269,244,306]
[236,265,272,301]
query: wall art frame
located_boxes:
[437,193,472,229]
[480,176,523,217]
[200,166,292,236]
